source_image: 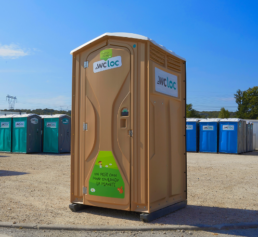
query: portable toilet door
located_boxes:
[58,115,71,153]
[199,119,219,153]
[69,33,187,221]
[43,115,71,153]
[12,114,42,153]
[0,115,14,152]
[219,119,244,154]
[186,118,199,152]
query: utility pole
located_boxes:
[6,95,17,110]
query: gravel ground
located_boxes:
[1,227,258,237]
[0,151,258,227]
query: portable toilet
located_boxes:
[12,114,42,153]
[186,118,199,152]
[0,115,15,152]
[41,115,71,153]
[219,119,245,154]
[199,119,220,153]
[69,33,187,222]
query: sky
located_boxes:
[0,0,257,112]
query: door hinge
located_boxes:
[83,123,88,131]
[129,130,133,137]
[84,61,88,68]
[83,187,87,194]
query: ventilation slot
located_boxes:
[150,45,165,66]
[167,56,181,73]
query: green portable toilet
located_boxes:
[41,114,71,153]
[12,114,42,153]
[0,115,15,152]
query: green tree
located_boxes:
[218,107,230,118]
[186,104,201,118]
[234,86,258,119]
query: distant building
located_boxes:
[0,111,26,116]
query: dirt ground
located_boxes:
[1,151,258,227]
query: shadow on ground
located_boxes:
[28,153,71,157]
[242,151,258,156]
[0,155,9,157]
[0,170,28,176]
[76,205,258,228]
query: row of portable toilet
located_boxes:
[0,114,71,153]
[186,118,253,154]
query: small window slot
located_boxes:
[120,119,127,128]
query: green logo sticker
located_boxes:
[89,151,125,199]
[62,118,69,124]
[100,49,112,61]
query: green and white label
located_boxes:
[62,118,69,124]
[1,122,9,128]
[46,122,56,128]
[31,118,38,124]
[93,56,122,73]
[203,125,213,130]
[186,125,193,130]
[15,122,25,128]
[100,49,112,61]
[89,151,125,199]
[223,125,234,130]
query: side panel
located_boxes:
[148,43,186,213]
[12,118,27,153]
[0,118,12,152]
[243,121,246,152]
[71,52,84,203]
[43,118,59,153]
[246,124,250,152]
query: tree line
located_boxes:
[187,86,258,119]
[1,108,71,116]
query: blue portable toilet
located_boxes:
[186,118,199,152]
[219,119,245,154]
[199,119,220,153]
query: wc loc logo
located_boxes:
[62,118,69,124]
[46,122,56,128]
[15,122,25,128]
[223,125,234,130]
[155,67,178,97]
[31,118,38,124]
[157,76,176,90]
[1,122,9,128]
[203,125,213,130]
[93,56,122,73]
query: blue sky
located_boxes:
[0,0,257,111]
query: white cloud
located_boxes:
[0,44,29,59]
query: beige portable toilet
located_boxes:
[69,33,186,222]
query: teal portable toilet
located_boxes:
[0,115,15,152]
[41,114,71,153]
[12,114,42,153]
